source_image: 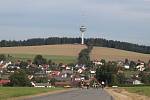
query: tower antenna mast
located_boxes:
[80,26,86,45]
[80,11,87,45]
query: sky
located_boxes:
[0,0,150,46]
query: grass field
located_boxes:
[0,44,149,62]
[6,53,77,64]
[0,87,63,100]
[124,86,150,97]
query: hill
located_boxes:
[91,46,150,62]
[0,44,149,62]
[0,44,85,56]
[0,37,150,54]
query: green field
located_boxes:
[5,53,77,64]
[0,87,64,100]
[124,86,150,97]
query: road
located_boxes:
[23,88,114,100]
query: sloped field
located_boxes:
[0,44,149,62]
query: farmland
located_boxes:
[0,44,149,63]
[91,46,150,62]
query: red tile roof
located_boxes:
[0,80,10,85]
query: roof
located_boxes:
[55,81,72,86]
[50,71,61,77]
[35,83,51,86]
[0,80,10,84]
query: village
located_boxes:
[1,54,150,88]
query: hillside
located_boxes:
[0,44,149,62]
[1,37,150,54]
[0,44,86,56]
[91,46,150,62]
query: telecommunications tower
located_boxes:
[80,25,86,45]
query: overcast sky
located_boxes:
[0,0,150,45]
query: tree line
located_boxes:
[78,44,93,65]
[0,37,150,54]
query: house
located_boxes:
[72,74,83,86]
[66,66,71,70]
[2,61,12,69]
[0,61,3,64]
[124,65,130,69]
[43,64,49,70]
[93,60,103,65]
[0,61,9,70]
[136,62,145,71]
[55,81,72,87]
[75,64,86,68]
[125,78,143,85]
[28,75,33,80]
[31,82,52,87]
[76,65,86,74]
[50,71,60,77]
[133,80,143,85]
[7,65,20,71]
[0,79,10,86]
[61,70,73,78]
[78,68,83,74]
[48,70,72,82]
[90,70,96,78]
[60,64,66,70]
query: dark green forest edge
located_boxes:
[0,37,150,54]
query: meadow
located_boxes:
[0,87,64,100]
[6,53,77,64]
[124,86,150,97]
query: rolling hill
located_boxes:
[0,44,149,62]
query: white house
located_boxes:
[90,70,96,74]
[93,60,103,65]
[133,80,143,85]
[124,65,130,69]
[78,69,83,73]
[136,63,145,71]
[31,82,52,88]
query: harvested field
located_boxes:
[0,44,86,56]
[91,46,150,62]
[0,44,149,62]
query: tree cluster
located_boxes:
[9,70,31,87]
[78,45,93,65]
[95,61,126,86]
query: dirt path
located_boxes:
[105,87,150,100]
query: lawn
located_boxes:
[124,86,150,97]
[0,87,64,100]
[5,53,77,64]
